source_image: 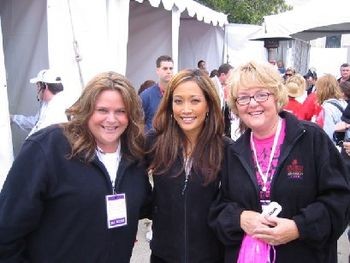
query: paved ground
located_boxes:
[130,219,151,263]
[131,219,350,263]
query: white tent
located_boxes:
[263,0,350,41]
[0,21,13,189]
[0,0,227,187]
[256,0,350,75]
[126,0,227,88]
[223,24,266,68]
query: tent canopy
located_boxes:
[126,0,228,89]
[135,0,227,26]
[263,0,350,41]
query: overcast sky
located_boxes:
[285,0,312,8]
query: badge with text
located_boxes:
[105,193,127,229]
[262,201,282,217]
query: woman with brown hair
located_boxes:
[315,74,347,142]
[147,69,230,262]
[0,71,151,262]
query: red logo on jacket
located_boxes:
[286,159,303,180]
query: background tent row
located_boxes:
[0,0,229,188]
[261,0,350,75]
[263,0,350,42]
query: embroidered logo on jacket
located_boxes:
[286,159,303,180]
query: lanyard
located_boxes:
[96,143,121,191]
[250,118,282,192]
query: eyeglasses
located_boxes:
[236,92,273,106]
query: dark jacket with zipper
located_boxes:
[0,125,152,263]
[146,132,229,263]
[209,111,350,263]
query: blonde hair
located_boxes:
[285,74,306,98]
[228,61,288,115]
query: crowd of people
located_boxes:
[280,63,350,147]
[0,57,349,263]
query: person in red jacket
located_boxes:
[283,74,306,119]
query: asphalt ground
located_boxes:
[131,219,350,263]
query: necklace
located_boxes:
[250,118,282,192]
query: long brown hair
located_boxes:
[150,69,224,185]
[63,71,144,162]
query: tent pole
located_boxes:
[67,0,84,89]
[223,24,228,64]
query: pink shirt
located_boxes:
[251,119,286,201]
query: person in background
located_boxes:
[283,67,296,81]
[334,81,350,141]
[0,71,152,262]
[315,74,347,143]
[214,63,234,138]
[138,79,156,95]
[334,83,350,247]
[209,61,350,263]
[283,73,306,118]
[210,69,219,78]
[140,55,174,132]
[338,63,350,83]
[197,59,207,71]
[332,82,350,148]
[277,60,286,75]
[147,69,228,262]
[11,69,68,138]
[304,68,317,95]
[339,80,350,102]
[298,70,322,122]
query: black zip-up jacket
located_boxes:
[209,111,350,263]
[146,132,229,263]
[0,125,152,262]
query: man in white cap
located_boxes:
[11,69,68,138]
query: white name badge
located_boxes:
[105,193,127,229]
[262,201,282,217]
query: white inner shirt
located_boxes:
[96,143,121,186]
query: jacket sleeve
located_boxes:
[0,140,48,262]
[293,129,350,248]
[138,133,156,220]
[11,112,39,132]
[208,146,247,246]
[208,187,245,246]
[138,171,153,220]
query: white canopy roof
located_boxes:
[135,0,228,26]
[263,0,350,41]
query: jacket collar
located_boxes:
[233,111,305,156]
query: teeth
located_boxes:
[250,112,262,115]
[104,126,116,131]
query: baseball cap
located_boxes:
[30,69,62,84]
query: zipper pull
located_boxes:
[181,175,189,195]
